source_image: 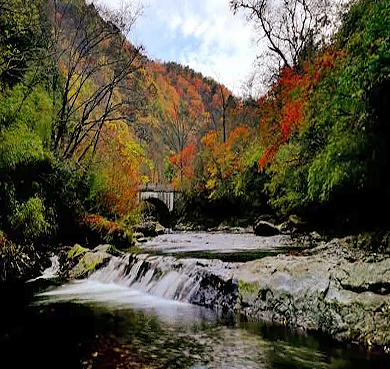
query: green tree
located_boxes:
[0,0,50,89]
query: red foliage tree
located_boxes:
[257,50,342,168]
[169,143,198,189]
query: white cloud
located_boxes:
[168,13,182,32]
[181,16,199,37]
[97,0,258,96]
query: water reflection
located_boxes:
[33,280,389,369]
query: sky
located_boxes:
[97,0,257,96]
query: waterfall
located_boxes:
[28,255,60,282]
[88,253,238,308]
[89,254,204,302]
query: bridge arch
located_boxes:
[138,184,178,212]
[139,197,171,227]
[138,184,180,227]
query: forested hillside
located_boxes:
[140,61,259,187]
[0,0,143,280]
[178,0,390,231]
[0,0,242,280]
[0,0,389,281]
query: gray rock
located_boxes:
[155,222,166,235]
[134,221,167,237]
[137,237,148,243]
[255,214,277,223]
[235,238,390,346]
[254,220,281,236]
[92,244,122,256]
[133,232,145,240]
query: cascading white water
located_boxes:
[37,252,224,323]
[87,252,239,307]
[88,253,219,303]
[28,255,60,282]
[42,255,60,278]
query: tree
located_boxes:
[205,84,232,142]
[230,0,342,75]
[162,102,196,154]
[0,0,55,133]
[50,0,146,162]
[90,120,146,216]
[0,0,50,89]
[199,125,251,199]
[169,143,197,190]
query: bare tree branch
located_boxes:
[50,0,146,162]
[230,0,344,86]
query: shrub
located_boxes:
[0,124,44,170]
[8,196,53,244]
[266,143,309,214]
[0,231,35,282]
[80,214,133,249]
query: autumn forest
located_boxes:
[1,0,390,281]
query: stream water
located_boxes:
[1,232,389,368]
[137,232,301,262]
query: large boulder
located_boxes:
[134,221,166,238]
[67,244,119,279]
[235,238,390,346]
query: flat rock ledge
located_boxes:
[234,238,390,348]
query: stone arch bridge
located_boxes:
[138,183,180,213]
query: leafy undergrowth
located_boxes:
[79,215,134,250]
[0,231,40,282]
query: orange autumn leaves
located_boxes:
[169,143,197,189]
[94,122,148,216]
[200,125,250,197]
[168,125,251,196]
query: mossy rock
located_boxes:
[70,251,111,279]
[67,244,88,260]
[93,244,122,257]
[238,279,260,295]
[155,222,166,235]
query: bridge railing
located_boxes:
[139,183,175,192]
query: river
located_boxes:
[1,232,389,368]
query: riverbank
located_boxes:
[235,235,390,350]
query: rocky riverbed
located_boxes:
[63,233,390,351]
[235,237,390,349]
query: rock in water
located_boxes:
[134,221,158,237]
[68,244,120,279]
[155,222,166,235]
[254,220,281,236]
